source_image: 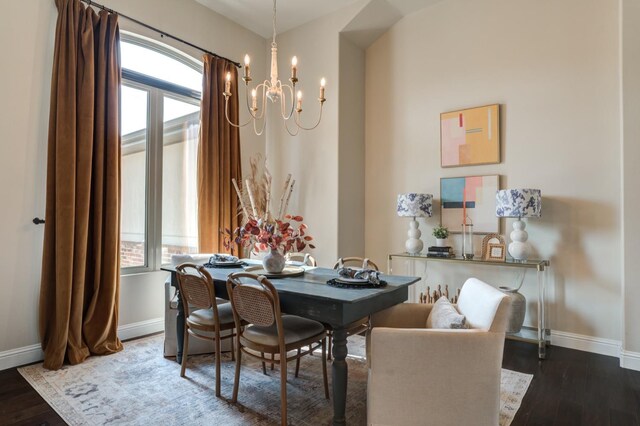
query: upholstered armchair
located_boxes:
[367,278,511,426]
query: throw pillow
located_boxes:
[426,296,468,329]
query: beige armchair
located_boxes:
[367,278,511,426]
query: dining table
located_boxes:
[162,262,420,426]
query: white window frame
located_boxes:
[120,33,202,275]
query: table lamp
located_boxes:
[496,189,542,261]
[397,193,433,254]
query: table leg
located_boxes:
[331,327,348,426]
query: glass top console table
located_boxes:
[388,253,550,359]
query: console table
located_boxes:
[388,253,550,359]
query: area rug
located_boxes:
[19,334,532,426]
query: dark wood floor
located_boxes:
[1,340,639,425]
[502,341,640,426]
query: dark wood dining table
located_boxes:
[162,264,420,426]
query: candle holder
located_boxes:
[462,216,474,260]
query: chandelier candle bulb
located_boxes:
[251,89,257,110]
[319,78,326,101]
[291,56,298,81]
[296,90,303,111]
[225,72,231,94]
[243,54,251,80]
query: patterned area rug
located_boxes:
[19,334,532,425]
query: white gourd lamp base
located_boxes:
[405,217,424,254]
[508,218,531,261]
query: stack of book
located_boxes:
[427,246,454,258]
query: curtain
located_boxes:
[197,55,242,253]
[39,0,123,370]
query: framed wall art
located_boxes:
[440,104,500,167]
[440,175,500,234]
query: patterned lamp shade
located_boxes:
[397,193,433,218]
[496,189,542,218]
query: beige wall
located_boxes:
[338,35,366,259]
[0,0,266,357]
[365,0,622,341]
[622,0,640,355]
[0,0,56,356]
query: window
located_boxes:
[120,33,202,272]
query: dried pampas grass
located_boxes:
[232,154,295,223]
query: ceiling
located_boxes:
[195,0,439,39]
[195,0,362,38]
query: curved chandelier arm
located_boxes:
[283,117,301,136]
[253,115,267,136]
[293,102,325,131]
[279,83,296,121]
[224,95,253,128]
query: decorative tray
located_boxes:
[243,265,305,278]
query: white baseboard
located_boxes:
[0,344,44,372]
[620,350,640,371]
[0,317,165,371]
[117,317,164,341]
[550,330,621,357]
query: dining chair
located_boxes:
[175,263,237,397]
[284,252,317,267]
[325,257,379,360]
[332,257,379,271]
[226,272,329,426]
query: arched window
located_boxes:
[120,33,202,271]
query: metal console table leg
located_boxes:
[536,262,551,359]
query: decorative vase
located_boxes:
[435,238,447,247]
[498,286,526,333]
[263,248,286,273]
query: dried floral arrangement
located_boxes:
[225,156,315,255]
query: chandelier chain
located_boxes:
[272,0,277,47]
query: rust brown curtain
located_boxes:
[39,0,123,370]
[197,55,242,253]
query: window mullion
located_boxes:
[147,87,164,271]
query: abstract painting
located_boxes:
[440,175,499,234]
[441,104,500,167]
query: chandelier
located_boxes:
[223,0,326,136]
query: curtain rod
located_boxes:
[80,0,241,68]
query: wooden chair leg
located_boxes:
[180,326,189,377]
[231,335,235,361]
[321,338,329,399]
[232,336,242,403]
[327,333,332,361]
[271,352,275,371]
[261,352,267,375]
[214,332,222,397]
[295,349,301,378]
[280,353,288,426]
